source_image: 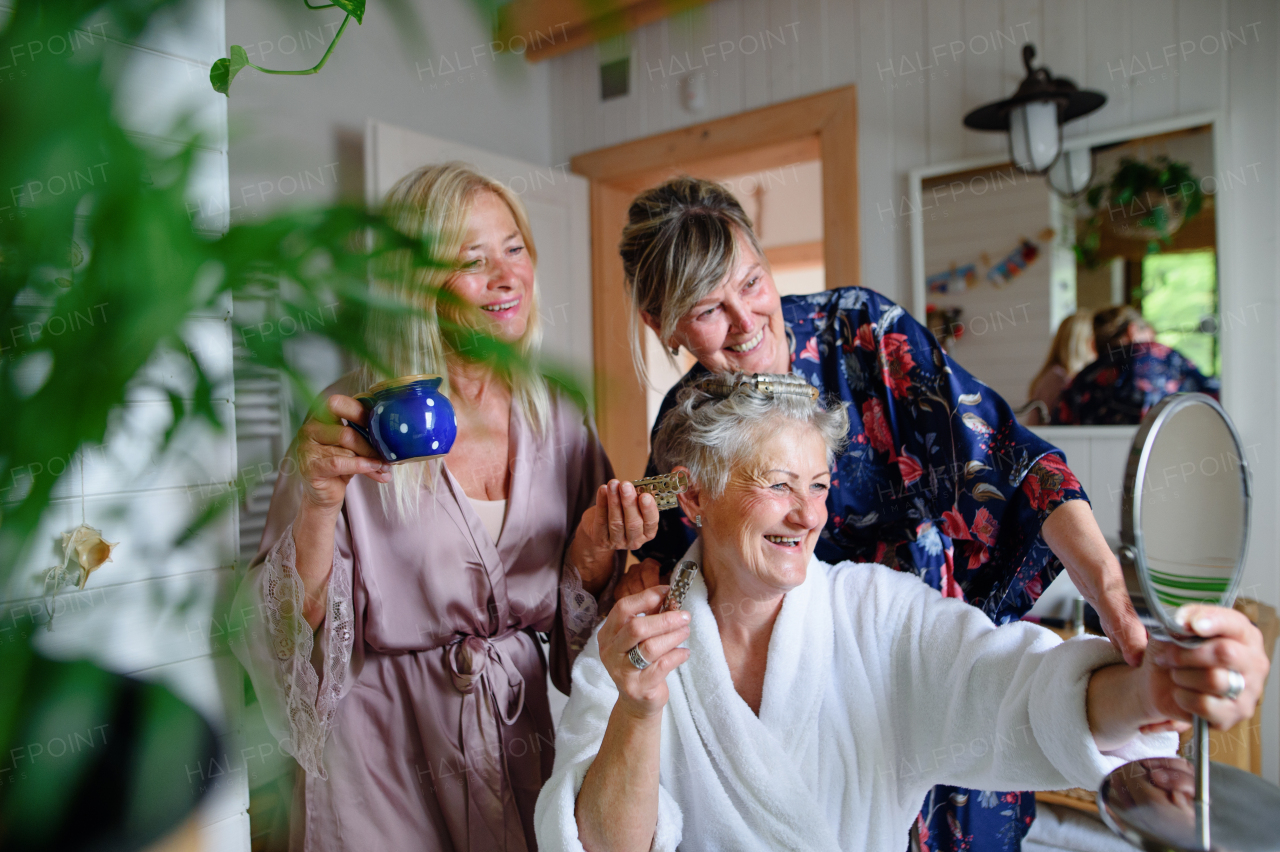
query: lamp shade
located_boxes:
[1009,101,1061,173]
[963,44,1106,175]
[1047,147,1094,198]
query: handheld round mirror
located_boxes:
[1098,393,1280,851]
[1119,392,1249,641]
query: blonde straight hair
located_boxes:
[360,161,550,520]
[1027,308,1095,397]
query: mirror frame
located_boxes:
[1118,392,1251,642]
[907,110,1223,325]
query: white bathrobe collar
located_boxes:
[671,540,841,851]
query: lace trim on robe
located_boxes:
[262,524,354,779]
[560,560,617,652]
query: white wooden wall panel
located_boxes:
[922,167,1053,405]
[925,0,966,164]
[548,0,1280,785]
[107,41,227,152]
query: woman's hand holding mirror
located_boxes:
[1140,603,1269,732]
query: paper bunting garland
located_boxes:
[926,263,977,294]
[985,239,1040,287]
[927,232,1051,293]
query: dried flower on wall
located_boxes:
[42,524,118,628]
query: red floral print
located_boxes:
[799,337,820,362]
[896,448,922,486]
[880,332,916,398]
[1020,455,1076,513]
[970,507,997,546]
[861,398,894,455]
[941,504,968,540]
[940,548,964,600]
[854,322,876,350]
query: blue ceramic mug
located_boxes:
[345,375,457,463]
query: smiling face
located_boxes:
[656,230,789,375]
[683,420,830,599]
[446,190,535,343]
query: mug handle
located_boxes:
[342,394,383,460]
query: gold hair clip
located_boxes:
[631,470,690,510]
[660,560,700,613]
[702,373,819,401]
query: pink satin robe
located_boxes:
[230,381,617,852]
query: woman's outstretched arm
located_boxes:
[1086,603,1269,750]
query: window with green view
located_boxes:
[1140,250,1219,377]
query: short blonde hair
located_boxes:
[618,176,769,388]
[362,162,549,517]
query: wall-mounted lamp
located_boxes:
[963,44,1106,177]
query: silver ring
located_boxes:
[627,645,650,671]
[1224,669,1245,701]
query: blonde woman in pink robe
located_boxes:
[231,163,657,851]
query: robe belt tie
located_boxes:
[445,630,530,852]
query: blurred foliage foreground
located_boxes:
[0,1,578,847]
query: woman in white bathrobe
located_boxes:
[534,373,1270,852]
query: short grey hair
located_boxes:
[652,373,850,498]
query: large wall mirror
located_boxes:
[909,112,1226,572]
[909,113,1223,429]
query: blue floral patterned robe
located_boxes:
[638,287,1089,852]
[1054,340,1219,425]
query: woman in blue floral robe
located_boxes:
[1055,340,1219,425]
[637,289,1083,851]
[617,177,1143,852]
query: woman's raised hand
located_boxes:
[296,394,392,514]
[566,480,660,594]
[1139,604,1270,732]
[615,558,663,602]
[597,586,691,719]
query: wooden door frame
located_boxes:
[570,85,859,480]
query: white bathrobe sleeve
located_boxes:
[840,565,1175,796]
[533,629,685,852]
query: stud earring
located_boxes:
[669,344,680,357]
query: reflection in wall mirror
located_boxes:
[910,116,1222,430]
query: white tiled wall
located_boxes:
[0,1,246,847]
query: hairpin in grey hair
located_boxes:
[701,372,819,401]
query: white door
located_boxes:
[365,120,593,377]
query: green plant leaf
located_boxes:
[332,0,365,24]
[209,44,249,95]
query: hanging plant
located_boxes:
[1075,156,1205,268]
[211,0,365,95]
